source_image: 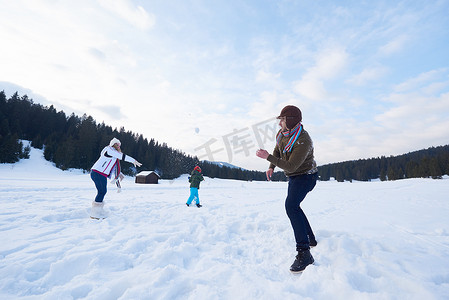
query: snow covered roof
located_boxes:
[136,171,160,178]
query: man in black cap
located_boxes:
[256,105,318,273]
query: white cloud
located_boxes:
[371,81,449,159]
[377,91,449,125]
[255,70,281,85]
[393,69,448,93]
[346,66,389,86]
[98,0,155,30]
[379,34,409,56]
[294,79,327,101]
[247,90,282,120]
[293,48,348,100]
[88,48,107,61]
[308,48,348,79]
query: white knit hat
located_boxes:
[109,138,121,147]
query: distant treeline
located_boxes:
[0,91,287,181]
[318,145,449,181]
[2,91,448,181]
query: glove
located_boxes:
[133,160,142,167]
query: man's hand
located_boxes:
[266,168,274,181]
[256,149,273,181]
[133,160,142,167]
[256,149,269,159]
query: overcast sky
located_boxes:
[1,0,448,171]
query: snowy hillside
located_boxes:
[205,160,245,170]
[1,146,448,299]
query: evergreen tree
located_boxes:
[76,115,98,170]
[0,134,23,163]
[380,168,387,181]
[387,167,396,181]
[429,158,443,179]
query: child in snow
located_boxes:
[256,105,318,273]
[90,138,142,218]
[186,166,204,208]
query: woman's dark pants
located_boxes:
[285,172,317,251]
[91,171,107,203]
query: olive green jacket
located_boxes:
[189,170,204,189]
[267,128,317,177]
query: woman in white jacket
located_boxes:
[90,138,141,218]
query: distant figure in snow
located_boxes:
[186,166,204,208]
[256,105,318,273]
[90,138,142,218]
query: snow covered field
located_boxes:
[1,146,449,300]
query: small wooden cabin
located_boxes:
[135,171,160,184]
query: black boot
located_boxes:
[196,203,202,208]
[290,249,314,273]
